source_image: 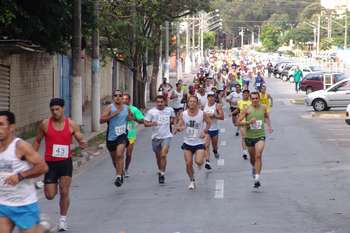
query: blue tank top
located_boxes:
[107,104,129,141]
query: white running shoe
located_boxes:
[58,218,68,232]
[188,181,196,190]
[124,170,129,178]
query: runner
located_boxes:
[203,92,224,170]
[158,78,173,105]
[237,92,273,188]
[175,96,211,190]
[123,93,144,178]
[144,95,175,184]
[226,83,243,136]
[237,90,252,160]
[33,98,87,231]
[100,90,132,188]
[196,85,207,110]
[0,111,48,233]
[170,82,184,123]
[259,85,273,113]
[254,71,265,92]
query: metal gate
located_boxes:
[0,64,10,111]
[58,55,71,116]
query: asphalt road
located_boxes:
[39,76,350,233]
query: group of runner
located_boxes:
[0,54,274,232]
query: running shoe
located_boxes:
[254,181,261,189]
[188,181,196,190]
[114,176,123,187]
[242,154,248,160]
[205,161,212,170]
[214,152,220,159]
[158,174,165,184]
[124,170,129,178]
[58,218,68,232]
[235,131,239,136]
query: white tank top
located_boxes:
[0,138,37,206]
[182,110,205,146]
[204,103,218,130]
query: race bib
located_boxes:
[250,120,263,130]
[186,127,199,138]
[256,83,261,87]
[158,115,170,125]
[0,172,16,191]
[52,144,69,158]
[115,125,126,136]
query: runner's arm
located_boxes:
[127,108,135,121]
[175,112,185,132]
[215,104,225,120]
[237,108,249,127]
[100,105,113,123]
[143,111,156,127]
[203,113,211,133]
[32,120,45,151]
[268,94,273,107]
[71,120,88,149]
[5,140,48,186]
[264,107,273,133]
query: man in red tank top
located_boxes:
[33,98,87,231]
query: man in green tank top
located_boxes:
[238,92,273,189]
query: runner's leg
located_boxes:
[194,149,205,168]
[44,183,58,200]
[254,140,265,176]
[58,176,71,216]
[125,142,134,172]
[116,144,126,176]
[0,217,14,233]
[159,144,170,173]
[184,150,194,180]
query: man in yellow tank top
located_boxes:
[259,85,273,112]
[237,90,252,160]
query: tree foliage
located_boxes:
[203,32,216,49]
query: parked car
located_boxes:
[285,65,322,82]
[305,78,350,111]
[300,72,347,94]
[346,104,350,125]
[273,61,291,78]
[280,63,296,81]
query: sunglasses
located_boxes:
[251,97,259,100]
[113,94,123,97]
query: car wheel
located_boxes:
[306,87,313,95]
[289,77,294,83]
[312,99,327,112]
[282,75,288,81]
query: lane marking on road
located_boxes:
[217,159,225,166]
[214,180,224,199]
[220,141,227,146]
[323,138,350,142]
[220,128,226,133]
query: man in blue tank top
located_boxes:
[100,90,133,188]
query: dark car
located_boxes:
[273,61,291,78]
[280,63,296,81]
[300,72,347,94]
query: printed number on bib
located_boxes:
[52,144,69,158]
[0,172,16,191]
[115,125,126,136]
[250,120,263,130]
[186,127,199,138]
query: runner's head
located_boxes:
[198,85,205,94]
[187,95,199,110]
[49,98,65,120]
[235,83,242,93]
[112,90,123,104]
[242,89,250,100]
[155,95,166,110]
[261,84,267,93]
[207,91,216,105]
[176,82,182,91]
[122,93,131,105]
[0,111,15,141]
[162,78,167,84]
[250,92,260,107]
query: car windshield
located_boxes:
[330,80,350,92]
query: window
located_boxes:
[332,81,350,92]
[334,74,346,83]
[306,75,321,81]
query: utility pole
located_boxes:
[327,13,332,39]
[200,13,204,63]
[185,17,192,73]
[158,25,163,87]
[192,17,196,68]
[176,22,182,80]
[317,15,321,55]
[345,13,348,49]
[164,21,170,81]
[198,13,202,64]
[240,27,244,48]
[251,30,254,45]
[72,0,82,125]
[91,0,100,131]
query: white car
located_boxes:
[346,104,350,125]
[305,78,350,111]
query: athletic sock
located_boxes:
[255,174,260,182]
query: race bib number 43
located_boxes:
[52,144,69,158]
[250,120,263,130]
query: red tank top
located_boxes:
[45,118,72,162]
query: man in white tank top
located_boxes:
[203,92,224,170]
[174,96,211,190]
[0,111,48,233]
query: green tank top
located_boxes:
[245,105,265,139]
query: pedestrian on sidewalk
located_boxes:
[293,66,303,93]
[33,98,87,231]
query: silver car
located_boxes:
[346,104,350,125]
[305,78,350,111]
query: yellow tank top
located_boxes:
[238,99,252,111]
[260,93,271,111]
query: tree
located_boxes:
[203,31,216,49]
